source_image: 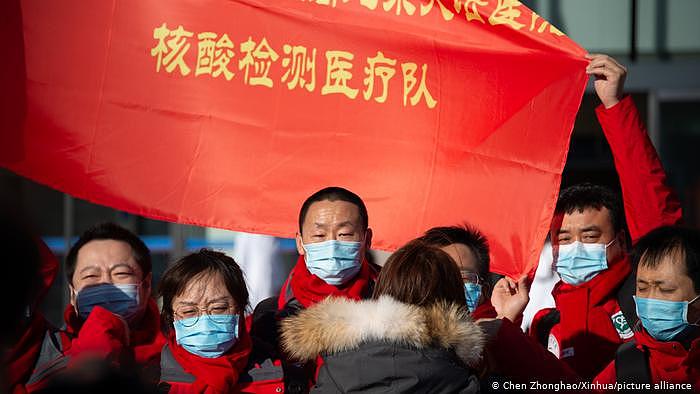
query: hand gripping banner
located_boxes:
[1,0,587,277]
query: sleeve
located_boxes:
[63,306,130,366]
[592,361,617,392]
[483,318,580,384]
[595,95,682,243]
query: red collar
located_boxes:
[472,298,498,319]
[282,255,377,308]
[167,315,252,393]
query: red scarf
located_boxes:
[472,298,498,320]
[64,298,165,364]
[283,255,376,308]
[5,314,49,394]
[167,316,252,394]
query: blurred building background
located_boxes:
[1,0,699,326]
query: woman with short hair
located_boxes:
[281,239,484,393]
[157,249,284,393]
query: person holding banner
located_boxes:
[252,187,378,393]
[593,226,700,390]
[157,249,284,393]
[24,223,165,391]
[280,239,482,393]
[530,54,683,380]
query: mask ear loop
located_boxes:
[689,294,700,325]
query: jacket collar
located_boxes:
[280,295,485,367]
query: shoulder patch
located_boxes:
[547,333,560,359]
[611,310,634,340]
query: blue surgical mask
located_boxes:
[554,239,614,286]
[634,295,699,342]
[303,240,362,286]
[464,282,481,313]
[76,283,141,320]
[174,314,239,358]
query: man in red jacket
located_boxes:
[530,54,683,380]
[252,186,378,393]
[25,222,165,391]
[593,226,699,390]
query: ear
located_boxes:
[364,228,373,250]
[69,284,76,306]
[296,233,305,256]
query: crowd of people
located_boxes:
[1,54,698,393]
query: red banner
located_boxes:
[1,0,587,277]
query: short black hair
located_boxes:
[298,187,368,232]
[632,225,700,294]
[158,249,249,333]
[65,222,151,284]
[554,183,626,234]
[417,225,490,279]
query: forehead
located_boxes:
[302,200,362,229]
[440,243,478,272]
[76,239,138,270]
[637,254,688,281]
[174,271,232,303]
[554,207,614,232]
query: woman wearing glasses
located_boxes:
[157,249,284,393]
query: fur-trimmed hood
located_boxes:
[280,295,485,367]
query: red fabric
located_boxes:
[530,97,684,380]
[281,255,376,309]
[6,238,59,394]
[62,305,130,365]
[164,316,251,394]
[593,329,700,391]
[6,314,49,394]
[544,256,632,380]
[471,298,498,320]
[1,0,588,278]
[487,318,580,384]
[63,299,164,366]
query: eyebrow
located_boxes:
[637,279,668,285]
[580,226,602,232]
[176,296,232,306]
[335,221,356,229]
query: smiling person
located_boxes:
[594,226,700,389]
[251,186,379,393]
[529,54,683,380]
[25,223,165,391]
[157,249,284,394]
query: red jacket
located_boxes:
[530,96,682,380]
[24,299,165,392]
[482,317,580,384]
[5,239,59,394]
[593,329,700,391]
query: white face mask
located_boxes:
[554,239,615,286]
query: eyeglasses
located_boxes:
[460,270,482,285]
[174,302,236,327]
